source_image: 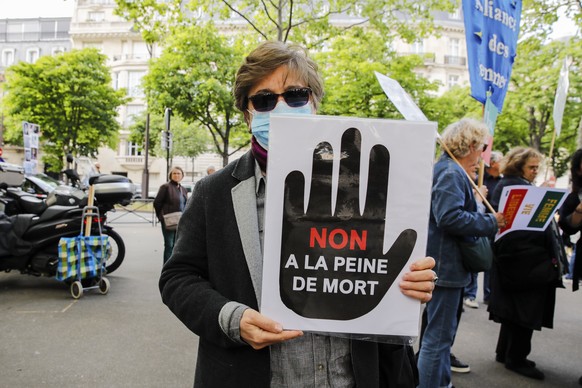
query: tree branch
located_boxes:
[221,0,269,40]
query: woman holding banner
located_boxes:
[418,118,504,388]
[159,40,438,388]
[488,147,562,381]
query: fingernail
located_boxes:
[274,324,282,332]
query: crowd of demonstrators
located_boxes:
[150,39,582,387]
[417,118,505,388]
[159,41,438,388]
[153,166,188,264]
[488,147,564,381]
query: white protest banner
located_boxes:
[495,185,567,241]
[374,72,428,122]
[261,115,436,337]
[553,57,570,137]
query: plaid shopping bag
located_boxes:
[56,235,110,282]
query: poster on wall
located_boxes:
[22,121,40,175]
[260,115,436,338]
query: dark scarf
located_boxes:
[251,136,268,172]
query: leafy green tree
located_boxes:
[423,86,483,132]
[114,0,183,55]
[521,0,581,39]
[495,37,581,160]
[143,23,248,166]
[187,0,455,48]
[3,49,127,170]
[315,28,440,122]
[128,110,210,159]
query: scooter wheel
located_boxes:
[71,281,83,299]
[98,277,110,295]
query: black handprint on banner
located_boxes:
[280,127,417,320]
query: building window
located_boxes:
[112,72,119,90]
[411,40,424,54]
[449,8,462,19]
[125,104,145,126]
[88,12,105,22]
[127,71,146,97]
[52,46,66,55]
[83,42,103,52]
[126,141,142,156]
[133,41,148,60]
[1,49,15,66]
[26,48,40,63]
[448,75,460,89]
[449,38,460,57]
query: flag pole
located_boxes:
[545,128,557,182]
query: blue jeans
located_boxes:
[418,286,463,388]
[161,225,176,264]
[463,272,478,299]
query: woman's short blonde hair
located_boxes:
[233,41,324,113]
[441,118,489,159]
[501,147,543,177]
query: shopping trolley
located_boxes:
[56,186,111,298]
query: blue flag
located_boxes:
[462,0,522,112]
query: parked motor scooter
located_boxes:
[0,173,133,277]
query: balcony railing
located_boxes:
[444,55,466,66]
[112,54,149,62]
[116,155,153,170]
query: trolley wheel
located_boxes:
[98,277,110,295]
[71,281,83,299]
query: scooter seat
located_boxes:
[19,195,47,215]
[37,205,78,223]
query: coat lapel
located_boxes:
[231,152,263,305]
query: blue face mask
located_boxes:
[249,101,313,150]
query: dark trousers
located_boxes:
[161,225,176,264]
[495,320,533,365]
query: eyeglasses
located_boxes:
[474,143,488,152]
[248,87,312,112]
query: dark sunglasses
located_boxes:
[248,87,312,112]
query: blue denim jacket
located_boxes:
[427,154,498,287]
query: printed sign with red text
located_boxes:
[260,115,436,337]
[496,185,567,241]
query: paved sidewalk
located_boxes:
[449,274,582,388]
[0,220,197,388]
[1,218,581,387]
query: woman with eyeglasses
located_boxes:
[417,118,504,388]
[488,147,563,381]
[159,41,438,388]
